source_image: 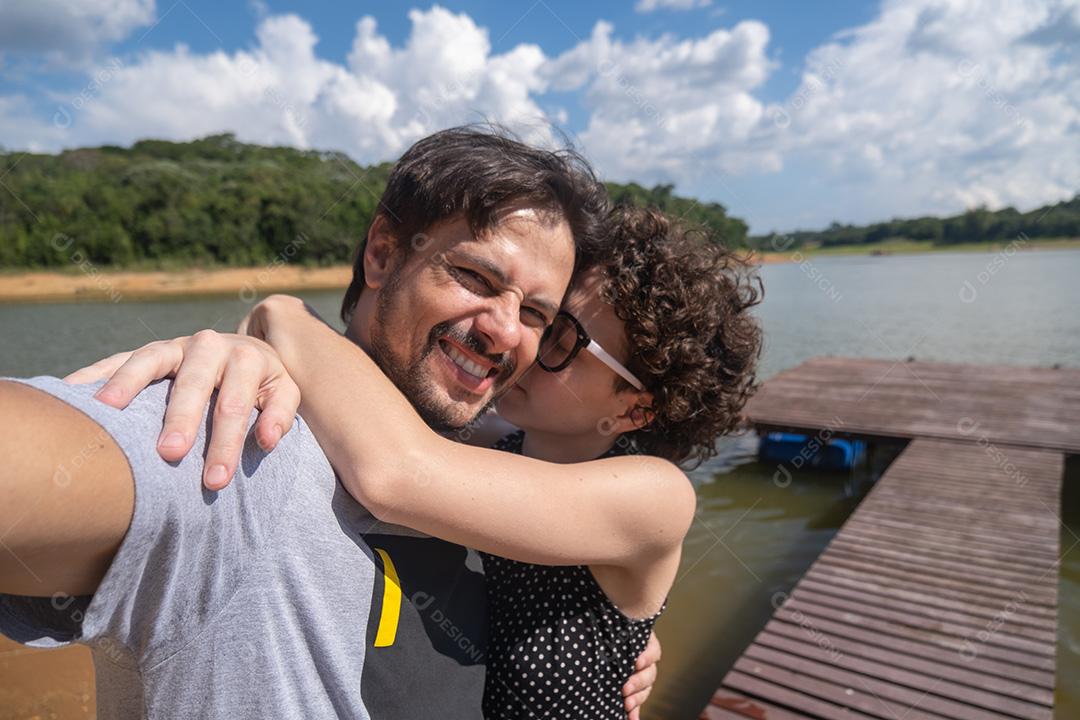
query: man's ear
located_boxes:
[363,215,400,290]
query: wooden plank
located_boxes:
[702,688,824,720]
[722,670,887,720]
[821,537,1059,586]
[745,357,1080,453]
[810,555,1059,608]
[847,508,1060,551]
[832,527,1059,577]
[743,642,1050,720]
[838,518,1061,564]
[827,524,1060,573]
[854,496,1058,536]
[817,547,1058,605]
[819,541,1058,590]
[801,569,1057,628]
[769,610,1056,689]
[761,621,1054,705]
[861,492,1059,532]
[781,596,1056,672]
[731,654,1005,720]
[705,427,1064,719]
[787,587,1055,654]
[795,576,1057,634]
[700,703,761,720]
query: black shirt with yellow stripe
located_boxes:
[361,529,488,717]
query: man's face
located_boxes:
[352,204,575,431]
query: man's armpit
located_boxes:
[0,380,134,597]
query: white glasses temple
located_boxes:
[585,339,645,391]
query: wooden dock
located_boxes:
[701,357,1078,720]
[745,356,1080,453]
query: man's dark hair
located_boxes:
[341,125,609,323]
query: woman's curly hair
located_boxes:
[594,206,764,468]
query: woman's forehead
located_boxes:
[565,273,626,355]
[565,268,607,309]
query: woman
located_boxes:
[71,206,763,718]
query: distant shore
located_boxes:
[0,254,791,303]
[1,239,1077,303]
[0,265,356,304]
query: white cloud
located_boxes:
[0,0,155,66]
[635,0,712,13]
[19,6,557,164]
[748,0,1080,230]
[556,0,1080,231]
[0,94,69,152]
[3,1,1080,232]
[544,19,778,185]
[339,7,554,153]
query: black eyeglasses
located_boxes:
[537,311,645,390]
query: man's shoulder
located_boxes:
[6,375,332,484]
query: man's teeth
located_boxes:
[446,344,489,380]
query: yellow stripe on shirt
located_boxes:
[372,547,402,647]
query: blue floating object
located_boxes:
[759,431,866,471]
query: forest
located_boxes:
[749,197,1080,250]
[2,134,1075,270]
[0,134,748,269]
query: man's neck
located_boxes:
[347,291,377,353]
[520,428,619,464]
[344,324,371,353]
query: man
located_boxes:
[0,127,644,718]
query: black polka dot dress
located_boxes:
[481,431,667,719]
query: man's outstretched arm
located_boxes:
[0,380,133,597]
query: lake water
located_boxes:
[1,248,1078,718]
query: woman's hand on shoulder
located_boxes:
[64,328,300,491]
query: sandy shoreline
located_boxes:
[6,239,1078,303]
[0,265,357,304]
[0,253,794,304]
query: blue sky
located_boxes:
[104,1,877,99]
[2,0,1078,234]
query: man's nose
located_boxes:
[473,295,522,357]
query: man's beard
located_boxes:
[368,270,517,432]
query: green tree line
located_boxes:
[750,197,1080,251]
[0,134,748,270]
